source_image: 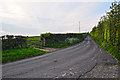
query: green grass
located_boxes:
[2,47,47,63]
[91,36,120,61]
[102,45,120,61]
[27,36,42,47]
[27,36,41,41]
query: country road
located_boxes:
[2,36,119,78]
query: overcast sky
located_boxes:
[0,0,113,36]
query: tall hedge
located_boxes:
[40,33,88,47]
[2,35,27,50]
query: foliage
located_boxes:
[90,1,120,61]
[40,33,88,48]
[65,38,79,44]
[2,47,47,63]
[2,35,27,50]
[40,33,51,38]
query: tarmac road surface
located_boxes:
[2,36,118,78]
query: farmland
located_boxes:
[27,36,41,41]
[27,36,42,48]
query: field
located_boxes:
[27,36,42,47]
[27,36,41,41]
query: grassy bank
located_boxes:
[2,47,47,63]
[91,36,120,62]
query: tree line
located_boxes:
[90,1,120,60]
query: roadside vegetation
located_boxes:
[2,35,46,63]
[2,35,27,50]
[2,47,47,63]
[40,33,88,48]
[90,1,120,61]
[2,33,88,63]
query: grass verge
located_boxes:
[2,47,47,63]
[91,36,120,62]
